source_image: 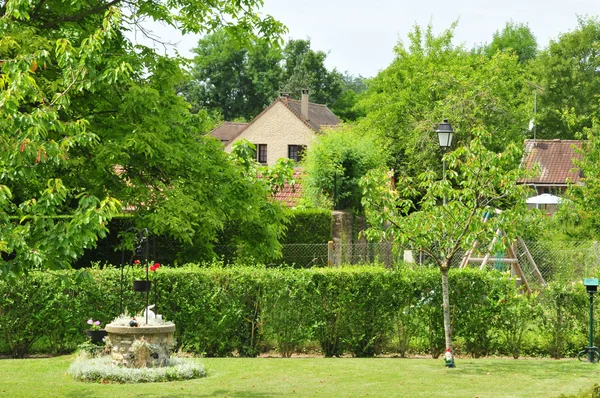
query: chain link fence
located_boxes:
[402,240,600,284]
[213,240,600,283]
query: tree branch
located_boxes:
[30,0,47,20]
[444,204,480,268]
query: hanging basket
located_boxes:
[133,280,152,292]
[86,329,108,344]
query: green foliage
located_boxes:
[483,21,538,63]
[183,33,348,121]
[493,288,539,359]
[531,17,600,139]
[281,39,344,107]
[262,268,314,357]
[302,126,388,212]
[340,267,398,357]
[2,265,594,360]
[358,22,531,177]
[183,29,284,120]
[538,281,587,359]
[0,0,287,277]
[361,130,538,359]
[281,209,332,244]
[361,129,536,269]
[330,74,368,122]
[566,123,600,240]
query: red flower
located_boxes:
[133,259,140,265]
[150,262,161,272]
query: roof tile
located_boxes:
[521,139,582,185]
[272,170,303,207]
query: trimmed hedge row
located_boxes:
[281,209,332,244]
[0,266,591,358]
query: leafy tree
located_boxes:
[565,122,600,238]
[281,39,344,107]
[361,129,535,366]
[531,17,600,139]
[358,23,531,178]
[330,73,368,122]
[483,21,538,63]
[0,0,286,276]
[183,29,284,120]
[302,126,388,212]
[183,35,344,120]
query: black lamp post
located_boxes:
[578,278,600,363]
[435,119,454,206]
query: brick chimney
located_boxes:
[301,89,309,120]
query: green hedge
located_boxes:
[0,266,591,359]
[281,209,332,244]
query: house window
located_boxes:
[288,145,306,162]
[257,144,267,164]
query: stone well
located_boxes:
[105,323,176,368]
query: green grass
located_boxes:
[1,356,600,397]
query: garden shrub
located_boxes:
[451,269,507,358]
[538,281,588,358]
[393,270,432,357]
[0,264,595,358]
[492,284,540,359]
[159,266,268,357]
[340,267,399,357]
[408,270,445,358]
[281,209,332,244]
[262,268,315,357]
[310,269,348,357]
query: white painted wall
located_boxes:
[224,101,316,165]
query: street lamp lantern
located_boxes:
[435,118,454,149]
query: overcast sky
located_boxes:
[136,0,600,78]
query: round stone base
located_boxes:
[105,323,176,368]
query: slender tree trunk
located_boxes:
[441,264,453,351]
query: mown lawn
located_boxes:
[1,355,599,397]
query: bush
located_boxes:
[538,281,588,358]
[0,265,594,358]
[281,209,332,244]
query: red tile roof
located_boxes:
[272,170,303,207]
[521,139,582,185]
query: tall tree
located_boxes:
[565,122,600,237]
[330,73,368,122]
[531,17,600,139]
[0,0,287,276]
[358,23,531,178]
[361,129,535,367]
[184,29,284,120]
[483,21,538,63]
[183,34,345,121]
[281,39,344,106]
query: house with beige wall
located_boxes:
[212,90,340,165]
